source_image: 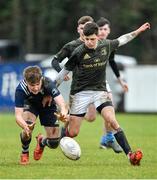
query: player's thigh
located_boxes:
[23,101,38,123]
[39,105,58,127]
[44,126,60,138]
[101,106,115,121]
[87,104,96,115]
[85,104,96,121]
[101,106,119,129]
[69,92,92,115]
[69,115,83,133]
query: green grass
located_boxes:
[0,113,157,179]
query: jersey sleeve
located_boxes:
[51,56,62,72]
[109,50,120,78]
[109,39,119,52]
[15,89,26,107]
[56,43,71,62]
[51,85,60,98]
[64,44,83,71]
[64,53,78,71]
[44,78,61,98]
[51,43,72,72]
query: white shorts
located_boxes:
[69,90,112,115]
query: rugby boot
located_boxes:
[128,149,143,166]
[20,152,29,165]
[34,134,45,160]
[100,141,123,153]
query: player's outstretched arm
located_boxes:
[54,94,69,122]
[15,107,32,137]
[117,22,150,47]
[55,68,70,87]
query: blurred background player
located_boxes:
[15,65,68,165]
[96,17,128,150]
[51,16,96,123]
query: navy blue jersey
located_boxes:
[15,77,60,108]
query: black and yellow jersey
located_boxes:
[65,39,119,95]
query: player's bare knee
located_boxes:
[25,120,34,125]
[85,115,96,122]
[68,129,79,138]
[46,137,60,149]
[85,111,96,122]
[85,118,95,122]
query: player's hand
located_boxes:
[120,80,129,92]
[54,112,69,123]
[28,122,35,131]
[42,95,52,107]
[23,122,35,138]
[23,125,31,138]
[64,74,70,81]
[122,82,129,92]
[118,78,129,93]
[138,22,150,33]
[107,92,113,101]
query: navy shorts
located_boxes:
[24,101,59,127]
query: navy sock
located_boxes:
[20,132,31,153]
[114,129,131,155]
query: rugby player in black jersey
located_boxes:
[51,16,125,153]
[51,16,96,124]
[15,66,68,165]
[56,22,150,165]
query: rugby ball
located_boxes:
[60,137,81,160]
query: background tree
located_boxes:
[0,0,156,64]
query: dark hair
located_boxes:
[23,65,42,84]
[96,17,111,27]
[83,22,99,36]
[78,16,94,25]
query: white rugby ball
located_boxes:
[60,137,81,160]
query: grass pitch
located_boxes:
[0,113,157,179]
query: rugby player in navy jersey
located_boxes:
[56,22,150,165]
[51,16,123,153]
[15,65,68,165]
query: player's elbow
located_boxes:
[51,57,62,72]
